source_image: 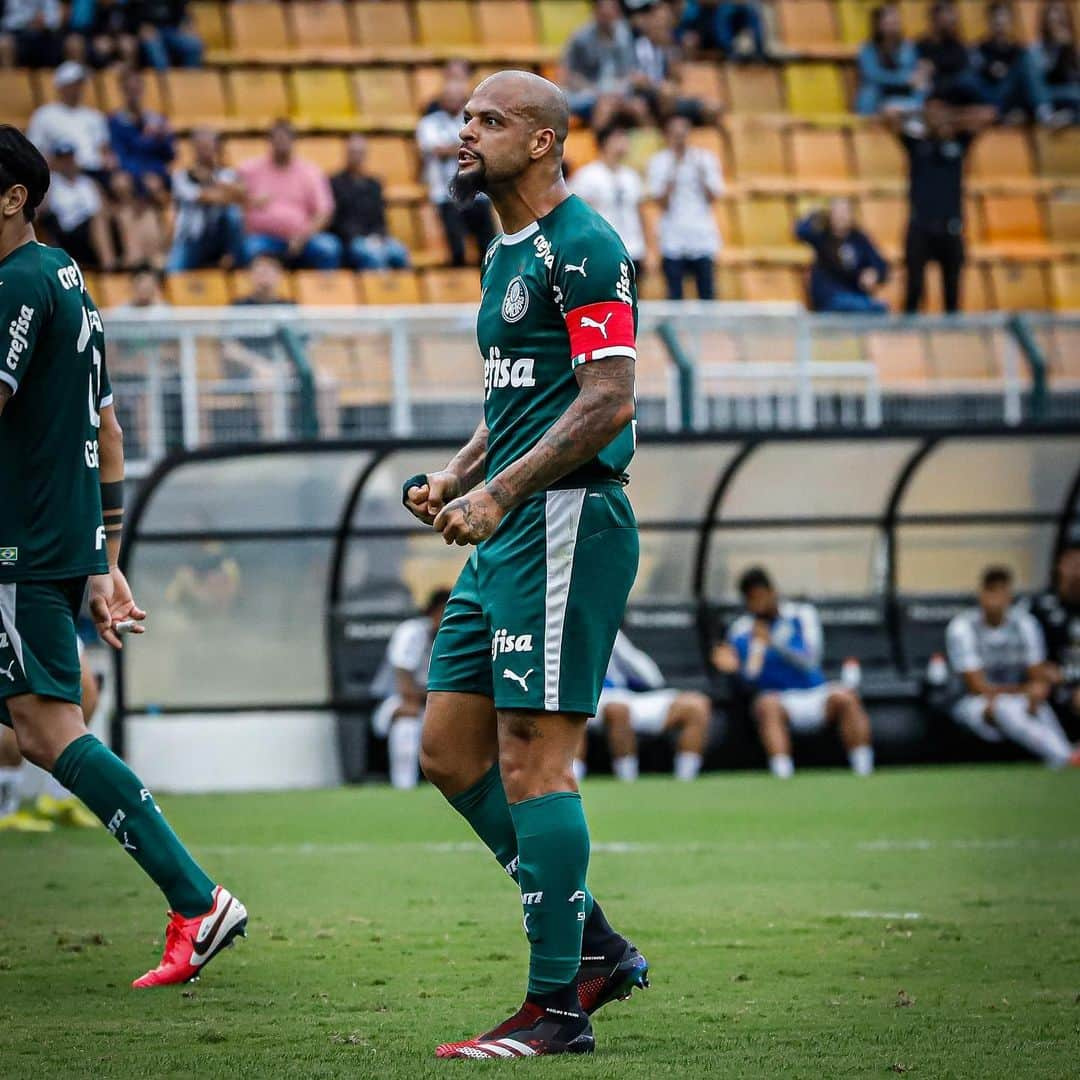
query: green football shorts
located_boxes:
[427,481,639,716]
[0,577,85,727]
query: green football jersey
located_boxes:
[0,242,110,582]
[477,194,638,486]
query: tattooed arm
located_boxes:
[0,382,11,417]
[433,358,635,545]
[404,419,489,525]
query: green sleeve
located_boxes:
[0,268,52,396]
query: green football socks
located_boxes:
[510,791,591,995]
[52,734,215,917]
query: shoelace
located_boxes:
[158,913,188,967]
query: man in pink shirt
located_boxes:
[237,119,342,269]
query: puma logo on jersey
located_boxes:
[0,660,15,682]
[492,627,534,660]
[564,257,588,278]
[484,346,536,399]
[580,312,613,339]
[5,305,34,370]
[503,668,534,692]
[0,632,8,649]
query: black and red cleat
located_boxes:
[435,1001,595,1059]
[576,939,650,1015]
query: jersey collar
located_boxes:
[500,221,540,246]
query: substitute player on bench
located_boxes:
[403,71,647,1059]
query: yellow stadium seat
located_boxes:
[866,331,931,387]
[988,260,1050,310]
[784,63,847,116]
[960,264,992,313]
[688,126,725,167]
[226,69,289,127]
[231,268,295,301]
[837,0,875,45]
[858,194,907,255]
[680,62,725,106]
[384,204,419,253]
[537,0,592,49]
[365,135,421,196]
[969,128,1035,182]
[95,273,136,311]
[190,2,227,51]
[1050,261,1080,311]
[222,135,267,168]
[898,0,931,38]
[358,269,422,305]
[564,128,598,170]
[351,0,415,51]
[290,69,355,127]
[414,202,452,265]
[421,268,482,304]
[0,70,38,127]
[727,123,786,180]
[295,135,346,173]
[411,65,445,113]
[980,194,1045,246]
[415,0,476,50]
[1035,128,1080,179]
[1048,195,1080,245]
[776,0,840,51]
[740,265,805,302]
[789,128,852,182]
[852,124,906,181]
[97,69,166,115]
[353,67,417,128]
[956,0,988,40]
[165,70,227,128]
[1015,0,1041,43]
[723,65,783,113]
[734,196,795,250]
[289,1,356,58]
[166,271,231,307]
[294,270,359,306]
[476,0,541,56]
[226,1,290,58]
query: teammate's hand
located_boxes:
[433,490,504,546]
[405,470,461,526]
[89,566,148,650]
[711,643,740,674]
[1025,680,1051,713]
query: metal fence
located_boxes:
[104,303,1074,477]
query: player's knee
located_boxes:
[828,688,859,717]
[417,731,458,792]
[603,702,631,731]
[9,709,57,770]
[680,692,712,726]
[753,694,780,725]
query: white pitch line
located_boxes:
[845,911,922,920]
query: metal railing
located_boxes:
[104,303,1061,476]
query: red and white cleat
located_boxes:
[132,885,248,988]
[1068,747,1080,768]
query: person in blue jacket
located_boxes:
[855,2,928,116]
[795,198,889,314]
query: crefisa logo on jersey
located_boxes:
[501,276,529,323]
[5,305,34,370]
[484,346,536,399]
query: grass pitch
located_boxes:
[1,765,1078,1079]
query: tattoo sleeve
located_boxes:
[444,419,489,491]
[0,383,11,416]
[485,357,635,513]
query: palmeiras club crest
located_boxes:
[501,276,529,323]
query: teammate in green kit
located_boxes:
[402,72,648,1060]
[0,126,247,987]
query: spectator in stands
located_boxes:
[167,126,246,272]
[108,68,175,190]
[575,629,711,784]
[134,0,203,70]
[916,0,986,105]
[1030,0,1080,126]
[647,112,723,300]
[712,566,875,779]
[232,252,293,307]
[569,124,646,276]
[561,0,648,128]
[227,254,294,383]
[855,2,928,116]
[237,120,342,270]
[676,1,767,61]
[67,0,141,70]
[331,134,410,272]
[890,100,990,313]
[102,167,169,269]
[1028,544,1080,734]
[27,61,110,174]
[38,141,110,268]
[796,198,889,314]
[972,1,1045,122]
[945,565,1078,768]
[110,264,169,312]
[0,0,63,68]
[416,63,494,267]
[370,589,450,790]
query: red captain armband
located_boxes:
[565,301,636,369]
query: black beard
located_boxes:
[449,163,486,207]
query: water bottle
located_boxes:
[926,653,948,686]
[841,657,862,688]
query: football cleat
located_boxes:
[33,793,99,828]
[435,1001,595,1059]
[132,885,247,988]
[576,939,650,1015]
[0,809,55,833]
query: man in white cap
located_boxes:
[27,61,110,174]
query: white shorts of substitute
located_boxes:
[372,694,424,738]
[589,688,679,735]
[774,683,844,734]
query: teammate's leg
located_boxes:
[666,691,710,781]
[989,694,1074,767]
[387,714,423,791]
[754,693,794,777]
[0,725,43,830]
[825,687,875,776]
[602,700,639,782]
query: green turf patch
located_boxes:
[1,765,1077,1078]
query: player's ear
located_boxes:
[0,183,26,220]
[531,127,555,161]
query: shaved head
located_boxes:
[473,70,570,152]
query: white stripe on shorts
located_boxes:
[543,488,586,711]
[0,583,25,673]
